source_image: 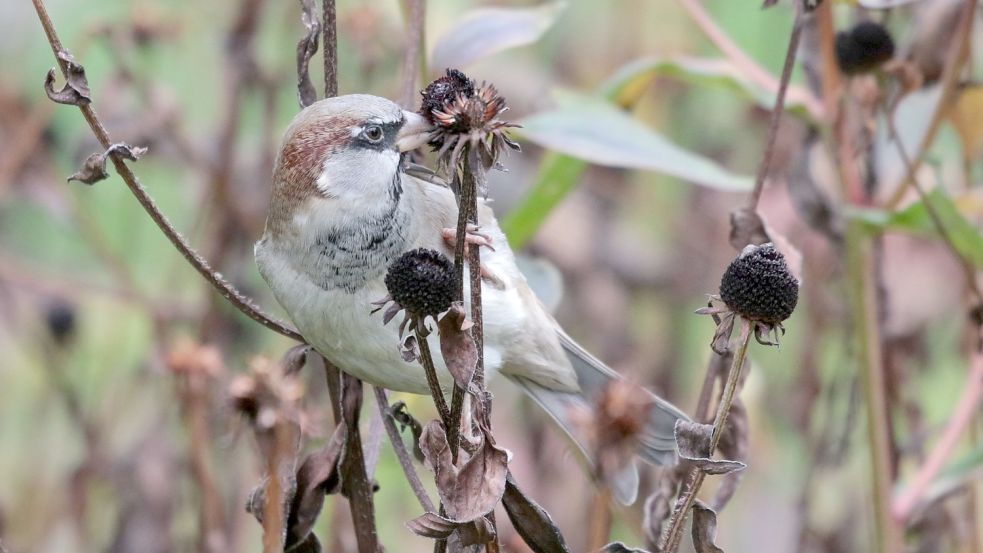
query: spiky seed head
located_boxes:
[836,21,895,75]
[719,244,799,324]
[419,69,475,125]
[384,248,458,317]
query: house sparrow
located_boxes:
[255,94,687,504]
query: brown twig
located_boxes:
[322,0,337,98]
[339,374,381,553]
[893,350,983,521]
[885,0,978,209]
[373,386,436,512]
[415,323,453,426]
[660,319,752,553]
[399,0,426,108]
[30,0,304,342]
[747,0,805,211]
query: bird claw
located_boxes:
[441,225,495,252]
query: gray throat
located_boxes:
[297,172,411,293]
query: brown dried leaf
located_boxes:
[282,345,312,376]
[287,533,321,553]
[43,51,91,106]
[420,421,508,522]
[286,424,346,548]
[691,501,724,553]
[710,312,736,356]
[68,143,147,185]
[295,0,320,108]
[392,401,425,463]
[501,473,570,553]
[406,512,457,539]
[674,420,746,476]
[438,304,478,389]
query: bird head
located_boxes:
[266,94,432,237]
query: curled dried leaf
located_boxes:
[502,473,570,553]
[599,542,650,553]
[691,501,725,553]
[407,511,458,539]
[286,425,346,548]
[43,51,91,106]
[295,0,320,108]
[438,304,478,389]
[68,143,147,185]
[674,420,746,476]
[392,401,425,462]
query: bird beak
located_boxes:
[396,110,433,152]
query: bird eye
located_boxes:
[363,125,384,143]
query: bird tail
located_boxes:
[506,331,688,505]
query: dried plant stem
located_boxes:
[322,0,337,98]
[587,487,614,551]
[339,374,381,553]
[885,0,977,209]
[661,320,752,553]
[179,378,228,552]
[846,222,904,553]
[415,324,452,427]
[893,351,983,521]
[399,0,426,108]
[261,423,292,553]
[373,386,436,512]
[747,0,804,210]
[30,0,304,342]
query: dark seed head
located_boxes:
[836,21,895,75]
[45,300,76,345]
[419,69,475,125]
[719,244,799,324]
[385,248,458,317]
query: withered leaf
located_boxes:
[438,304,478,389]
[68,143,147,185]
[420,421,508,522]
[406,511,457,539]
[392,401,425,463]
[286,424,346,548]
[674,420,746,476]
[43,51,91,106]
[691,501,725,553]
[599,542,650,552]
[286,533,322,553]
[711,312,737,356]
[295,0,320,108]
[502,473,570,553]
[406,512,496,546]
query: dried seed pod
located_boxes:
[384,248,458,318]
[419,69,475,125]
[719,244,799,324]
[836,21,895,75]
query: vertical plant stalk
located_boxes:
[747,0,805,210]
[400,0,426,108]
[339,374,381,553]
[660,320,752,553]
[373,386,436,512]
[180,377,228,552]
[29,0,304,342]
[587,487,614,551]
[261,422,292,553]
[893,352,983,521]
[322,0,337,98]
[415,323,453,427]
[846,221,904,553]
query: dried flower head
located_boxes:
[836,21,895,75]
[373,248,459,344]
[698,243,799,352]
[419,69,519,174]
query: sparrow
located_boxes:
[254,94,687,504]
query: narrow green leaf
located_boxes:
[851,188,983,266]
[503,153,587,249]
[515,92,752,190]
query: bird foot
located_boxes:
[441,225,494,252]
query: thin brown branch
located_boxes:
[322,0,337,98]
[339,374,381,553]
[885,0,977,209]
[416,323,453,426]
[30,0,304,342]
[893,350,983,521]
[661,320,752,553]
[373,386,436,512]
[400,0,426,108]
[747,0,805,211]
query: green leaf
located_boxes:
[429,1,566,71]
[515,91,752,190]
[851,188,983,266]
[601,56,814,121]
